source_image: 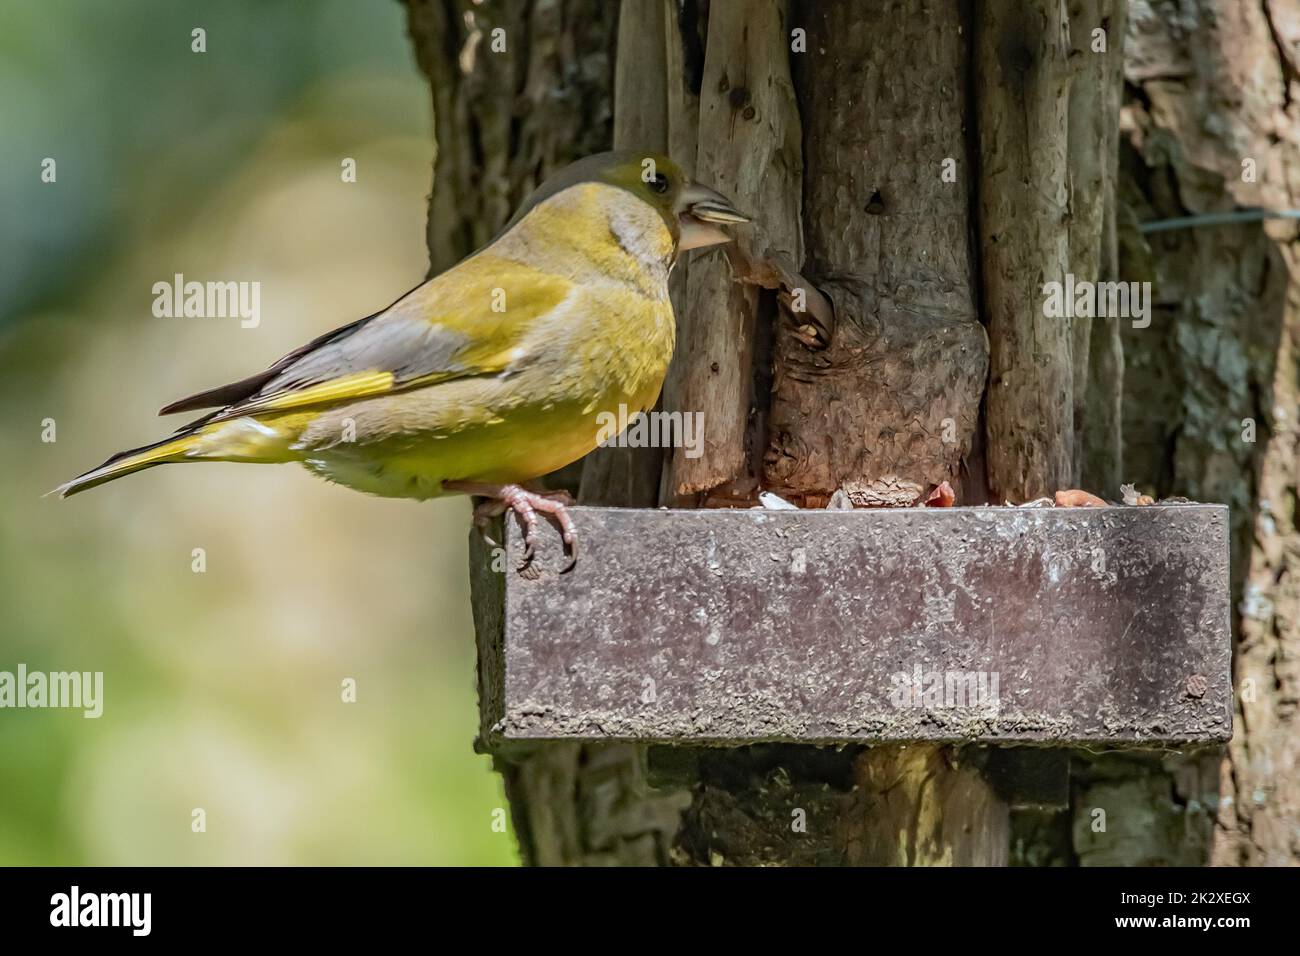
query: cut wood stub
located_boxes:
[765,0,988,500]
[469,505,1231,747]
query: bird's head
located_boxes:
[594,151,750,252]
[504,150,749,259]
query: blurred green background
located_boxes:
[0,0,517,865]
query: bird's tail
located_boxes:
[55,414,300,498]
[55,432,206,498]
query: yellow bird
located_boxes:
[58,151,748,568]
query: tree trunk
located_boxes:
[1073,0,1300,868]
[405,0,1299,866]
[405,0,617,275]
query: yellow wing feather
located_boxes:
[197,253,573,424]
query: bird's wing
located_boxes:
[161,254,573,424]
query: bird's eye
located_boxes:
[650,173,669,194]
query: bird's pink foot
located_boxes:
[446,481,579,572]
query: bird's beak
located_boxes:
[677,183,750,251]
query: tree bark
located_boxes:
[1069,0,1126,493]
[405,0,618,275]
[767,0,987,507]
[775,0,1000,867]
[978,0,1076,503]
[661,0,803,502]
[407,0,1297,866]
[1082,0,1300,868]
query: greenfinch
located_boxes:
[58,151,748,568]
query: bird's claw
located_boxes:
[472,516,501,549]
[554,509,579,573]
[534,488,576,508]
[465,483,579,573]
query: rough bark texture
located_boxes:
[979,0,1076,502]
[1069,0,1126,493]
[654,0,706,505]
[765,0,988,506]
[405,0,617,274]
[1087,0,1300,868]
[408,0,1290,866]
[1080,193,1125,495]
[662,0,804,500]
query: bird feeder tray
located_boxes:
[469,504,1231,747]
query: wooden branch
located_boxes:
[662,0,703,180]
[1067,0,1125,490]
[1066,0,1108,485]
[653,0,704,506]
[977,0,1075,501]
[1079,0,1127,496]
[767,0,988,502]
[613,0,668,150]
[661,0,804,499]
[842,747,1010,866]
